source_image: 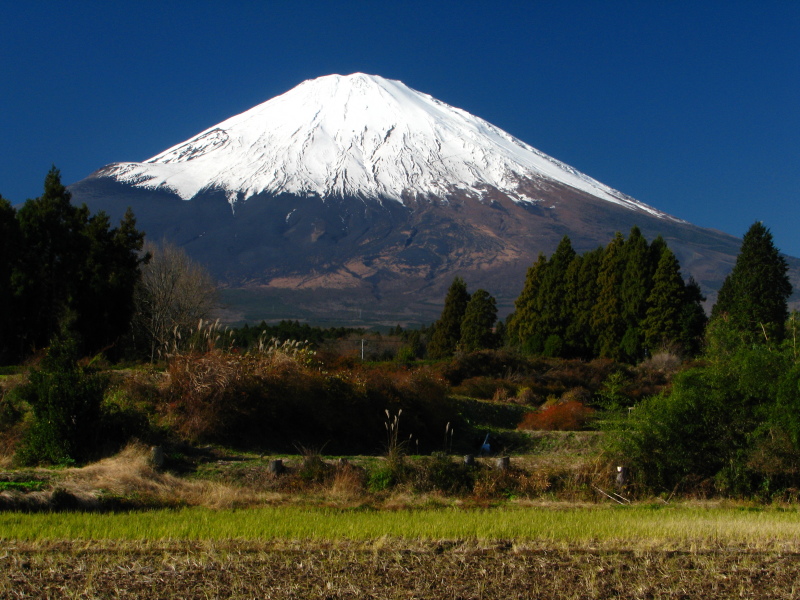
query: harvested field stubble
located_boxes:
[2,540,800,599]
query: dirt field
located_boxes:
[2,540,799,599]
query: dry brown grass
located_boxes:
[638,350,682,374]
[0,456,11,469]
[61,442,271,509]
[328,464,367,500]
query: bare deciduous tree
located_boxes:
[133,240,218,361]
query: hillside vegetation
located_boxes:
[1,170,798,508]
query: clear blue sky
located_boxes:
[2,1,798,256]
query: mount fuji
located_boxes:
[68,73,796,324]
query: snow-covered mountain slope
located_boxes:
[96,73,676,220]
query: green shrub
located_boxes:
[411,452,474,495]
[395,345,416,364]
[367,466,396,492]
[4,345,153,462]
[594,370,632,410]
[15,334,106,466]
[604,343,800,496]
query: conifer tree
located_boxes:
[642,245,685,351]
[428,276,470,359]
[563,248,602,358]
[0,197,21,363]
[507,253,548,353]
[11,168,147,360]
[592,232,627,359]
[14,167,85,353]
[619,226,652,361]
[74,207,146,355]
[678,277,708,355]
[711,222,792,344]
[459,289,498,352]
[538,236,576,355]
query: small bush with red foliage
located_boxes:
[517,400,594,431]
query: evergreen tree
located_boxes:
[459,289,498,352]
[642,245,685,351]
[74,208,146,355]
[11,168,147,360]
[619,226,653,361]
[14,167,86,353]
[711,222,792,345]
[538,236,576,355]
[0,197,21,363]
[428,276,470,359]
[15,327,106,465]
[494,318,507,347]
[592,232,627,359]
[678,277,708,356]
[507,254,547,353]
[563,248,602,358]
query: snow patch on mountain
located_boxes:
[98,73,676,221]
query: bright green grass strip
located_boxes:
[2,506,800,544]
[0,481,45,492]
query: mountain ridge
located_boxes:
[94,73,676,220]
[69,73,798,325]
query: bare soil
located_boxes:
[2,540,799,599]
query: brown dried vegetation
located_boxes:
[3,539,800,600]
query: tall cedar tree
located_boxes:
[459,289,498,352]
[74,208,145,355]
[642,245,685,351]
[592,232,627,359]
[14,169,85,354]
[0,197,21,363]
[678,277,708,355]
[563,248,603,358]
[10,168,146,361]
[428,276,470,359]
[538,236,576,354]
[711,222,792,345]
[619,226,653,361]
[507,254,548,353]
[511,231,702,361]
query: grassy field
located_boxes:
[3,457,800,598]
[2,504,800,549]
[3,506,800,600]
[3,391,800,597]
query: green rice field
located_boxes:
[3,504,800,548]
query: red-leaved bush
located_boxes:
[517,401,594,431]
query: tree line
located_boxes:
[607,222,796,497]
[507,227,707,361]
[428,222,793,364]
[0,168,146,364]
[0,168,218,366]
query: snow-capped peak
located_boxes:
[98,73,673,219]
